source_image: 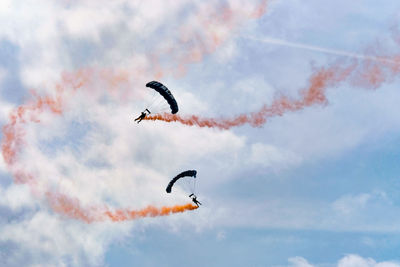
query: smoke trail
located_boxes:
[1,69,126,183]
[145,46,399,129]
[144,63,356,129]
[1,0,270,223]
[1,70,199,222]
[47,191,198,223]
[144,25,400,129]
[105,204,198,222]
[2,91,64,184]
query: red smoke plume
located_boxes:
[1,2,270,222]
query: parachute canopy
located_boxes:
[146,81,179,114]
[166,170,197,193]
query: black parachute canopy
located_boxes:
[166,170,197,193]
[146,81,179,114]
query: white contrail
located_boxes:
[245,36,399,64]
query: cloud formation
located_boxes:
[0,1,270,265]
[289,255,400,267]
[2,0,400,266]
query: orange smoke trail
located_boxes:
[144,6,400,130]
[144,63,356,129]
[2,90,64,184]
[145,39,400,130]
[47,191,197,223]
[1,68,200,222]
[104,203,198,222]
[0,1,270,222]
[2,67,136,176]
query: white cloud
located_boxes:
[214,40,239,63]
[247,142,302,170]
[0,208,132,267]
[1,1,268,265]
[332,193,372,215]
[338,255,400,267]
[326,191,400,232]
[0,184,35,211]
[216,230,226,241]
[288,256,314,267]
[0,67,6,82]
[200,189,400,233]
[0,0,272,222]
[287,255,400,267]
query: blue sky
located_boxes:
[1,0,400,266]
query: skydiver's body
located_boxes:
[134,109,151,123]
[134,112,146,123]
[189,194,201,207]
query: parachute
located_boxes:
[166,170,197,193]
[146,81,179,114]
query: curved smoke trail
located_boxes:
[144,36,400,129]
[1,1,270,222]
[2,68,200,223]
[144,63,356,128]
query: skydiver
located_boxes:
[134,109,151,123]
[189,194,202,207]
[134,111,146,123]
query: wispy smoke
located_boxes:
[1,1,270,222]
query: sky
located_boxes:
[1,0,400,266]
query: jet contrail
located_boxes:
[245,36,399,64]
